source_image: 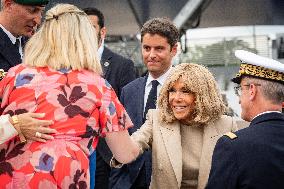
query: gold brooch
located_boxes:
[0,69,7,80]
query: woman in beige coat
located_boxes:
[130,63,245,189]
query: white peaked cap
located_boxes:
[235,50,284,72]
[232,50,284,84]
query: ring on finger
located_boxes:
[35,131,42,138]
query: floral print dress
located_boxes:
[0,65,133,189]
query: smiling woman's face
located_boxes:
[168,77,196,124]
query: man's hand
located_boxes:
[13,113,56,143]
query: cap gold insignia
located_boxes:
[235,63,284,83]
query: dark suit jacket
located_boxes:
[206,112,284,189]
[109,76,152,189]
[100,47,136,98]
[95,47,136,189]
[0,28,23,71]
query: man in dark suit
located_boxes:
[84,7,136,98]
[109,18,179,189]
[0,0,48,71]
[206,50,284,189]
[83,7,136,189]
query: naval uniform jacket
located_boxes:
[206,112,284,189]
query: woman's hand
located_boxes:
[11,113,56,143]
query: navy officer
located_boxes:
[206,50,284,189]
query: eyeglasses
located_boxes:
[234,83,261,96]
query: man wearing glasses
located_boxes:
[206,50,284,189]
[234,83,261,97]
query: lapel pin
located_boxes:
[104,61,110,67]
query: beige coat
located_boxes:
[131,109,246,189]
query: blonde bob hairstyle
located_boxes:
[24,4,102,74]
[158,63,225,124]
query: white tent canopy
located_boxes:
[48,0,284,36]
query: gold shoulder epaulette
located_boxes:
[224,132,237,139]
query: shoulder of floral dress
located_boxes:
[10,64,28,73]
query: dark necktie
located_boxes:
[144,80,159,121]
[14,38,22,61]
[14,38,20,49]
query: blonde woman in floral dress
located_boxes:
[0,4,139,188]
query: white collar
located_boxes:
[146,66,173,87]
[252,110,282,120]
[0,24,22,45]
[97,39,105,61]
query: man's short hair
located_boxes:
[83,7,104,28]
[141,17,179,48]
[244,77,284,104]
[0,0,3,10]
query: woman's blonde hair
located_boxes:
[24,4,102,73]
[158,63,225,124]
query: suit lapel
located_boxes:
[101,47,112,79]
[198,121,221,189]
[0,28,22,68]
[127,76,147,133]
[160,120,182,187]
[135,76,147,129]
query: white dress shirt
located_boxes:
[143,67,173,113]
[252,110,282,121]
[97,40,105,61]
